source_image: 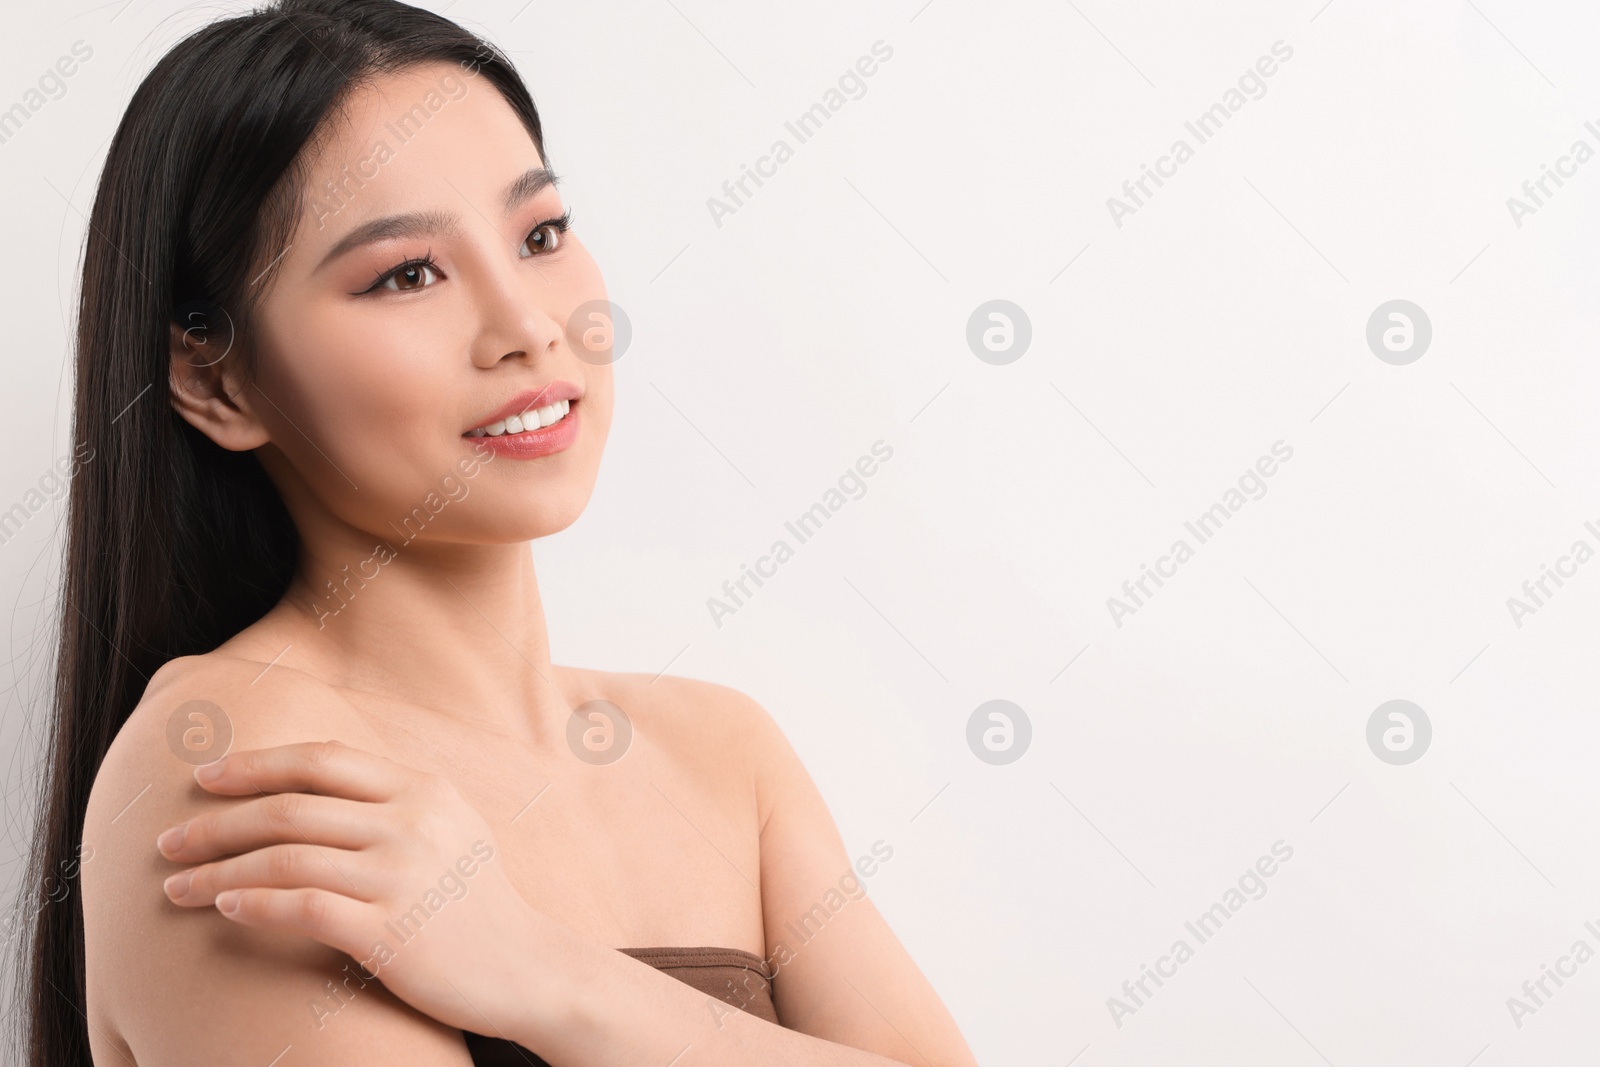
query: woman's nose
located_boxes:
[466,257,563,369]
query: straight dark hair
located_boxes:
[12,2,547,1062]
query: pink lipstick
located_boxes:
[463,381,582,459]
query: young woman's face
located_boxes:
[243,60,613,546]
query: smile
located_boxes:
[465,398,572,438]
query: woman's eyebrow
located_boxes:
[314,166,562,272]
[317,208,462,271]
[503,165,560,212]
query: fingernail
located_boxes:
[195,760,226,784]
[162,870,192,899]
[156,824,186,854]
[215,889,241,915]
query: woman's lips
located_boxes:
[464,400,579,459]
[464,381,583,434]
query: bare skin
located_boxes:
[77,60,977,1066]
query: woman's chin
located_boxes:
[473,500,591,544]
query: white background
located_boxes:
[4,1,1600,1064]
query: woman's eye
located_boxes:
[519,216,568,258]
[377,261,440,292]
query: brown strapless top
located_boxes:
[462,945,778,1065]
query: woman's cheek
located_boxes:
[266,342,436,480]
[317,314,446,400]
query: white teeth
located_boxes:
[468,398,572,437]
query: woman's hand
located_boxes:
[155,740,549,1038]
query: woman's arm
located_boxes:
[81,656,480,1066]
[512,684,980,1065]
[96,663,977,1065]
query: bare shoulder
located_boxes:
[81,651,470,1066]
[116,649,365,752]
[558,667,975,1060]
[85,650,377,856]
[564,667,778,761]
[618,673,977,1062]
[561,666,805,830]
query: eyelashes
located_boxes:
[364,249,440,294]
[520,208,572,258]
[360,209,574,294]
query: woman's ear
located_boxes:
[167,310,271,451]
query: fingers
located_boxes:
[211,885,373,957]
[193,740,412,802]
[158,792,382,864]
[164,843,375,907]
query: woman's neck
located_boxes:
[269,533,569,746]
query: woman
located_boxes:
[16,1,978,1064]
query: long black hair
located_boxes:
[13,2,546,1062]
